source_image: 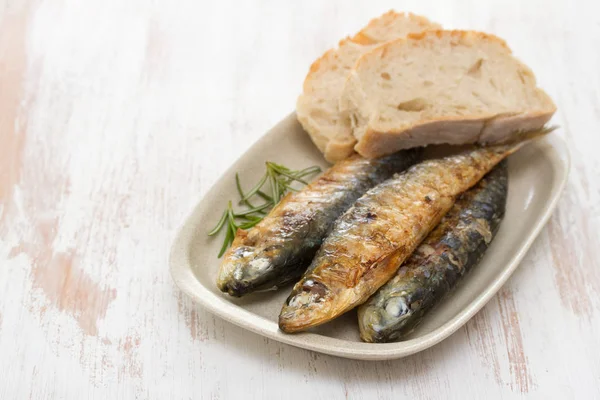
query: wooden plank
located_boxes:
[0,0,598,398]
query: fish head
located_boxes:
[279,278,347,332]
[217,243,274,296]
[358,295,414,342]
[218,237,295,296]
[217,230,302,297]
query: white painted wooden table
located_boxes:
[1,0,599,398]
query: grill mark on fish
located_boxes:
[217,149,422,297]
[358,162,508,342]
[279,135,537,333]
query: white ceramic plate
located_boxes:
[170,113,570,360]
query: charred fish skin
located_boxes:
[358,162,508,343]
[279,136,537,333]
[217,149,422,297]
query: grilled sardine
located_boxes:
[279,136,542,333]
[217,150,422,297]
[358,162,508,342]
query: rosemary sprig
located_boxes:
[209,161,321,257]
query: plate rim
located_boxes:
[170,117,571,361]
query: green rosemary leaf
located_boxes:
[239,219,262,230]
[236,173,256,208]
[218,222,234,258]
[234,202,273,217]
[241,173,268,202]
[268,169,279,204]
[256,190,272,202]
[275,168,310,185]
[238,214,263,222]
[208,210,228,236]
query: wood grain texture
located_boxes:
[0,0,599,398]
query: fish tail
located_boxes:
[516,125,558,141]
[487,125,557,154]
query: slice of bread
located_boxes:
[296,11,440,163]
[340,30,557,158]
